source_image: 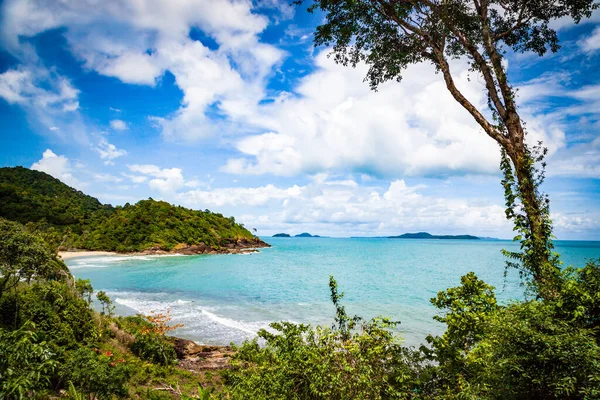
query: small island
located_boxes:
[273,232,324,238]
[295,233,321,238]
[388,232,480,240]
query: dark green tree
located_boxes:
[0,218,68,300]
[302,0,597,294]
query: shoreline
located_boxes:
[59,250,121,260]
[59,239,271,260]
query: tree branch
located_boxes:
[433,47,510,148]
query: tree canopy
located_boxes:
[303,0,598,295]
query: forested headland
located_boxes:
[0,166,268,254]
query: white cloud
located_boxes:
[579,26,600,52]
[1,0,285,141]
[0,63,90,144]
[95,139,127,164]
[109,119,128,131]
[221,52,566,178]
[179,183,302,206]
[122,173,148,184]
[128,164,185,193]
[31,149,83,189]
[176,177,510,236]
[0,67,79,110]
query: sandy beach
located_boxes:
[58,250,120,260]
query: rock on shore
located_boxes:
[173,337,235,371]
[143,237,271,255]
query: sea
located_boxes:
[66,238,600,347]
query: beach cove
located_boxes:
[65,237,600,347]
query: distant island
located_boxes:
[295,232,321,237]
[0,167,269,254]
[271,232,324,238]
[388,232,480,240]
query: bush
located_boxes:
[466,301,600,399]
[0,322,57,399]
[65,346,131,399]
[131,333,178,366]
[0,280,98,349]
[225,277,425,399]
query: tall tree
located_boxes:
[302,0,597,292]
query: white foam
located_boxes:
[201,309,258,334]
[68,263,109,269]
[108,290,273,342]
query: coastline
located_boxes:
[59,250,120,260]
[59,238,271,260]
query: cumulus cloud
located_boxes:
[221,52,567,178]
[1,0,285,141]
[109,119,128,131]
[31,149,83,189]
[128,164,185,193]
[176,176,510,236]
[0,67,79,112]
[95,139,127,165]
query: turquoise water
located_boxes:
[66,238,600,347]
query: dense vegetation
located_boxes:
[0,218,222,399]
[0,167,258,252]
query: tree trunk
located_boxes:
[504,120,557,292]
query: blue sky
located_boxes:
[0,0,599,239]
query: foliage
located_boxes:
[97,290,115,317]
[554,259,600,334]
[0,322,57,399]
[420,263,600,399]
[81,199,255,252]
[422,272,497,392]
[65,346,132,399]
[225,276,425,399]
[499,146,560,296]
[0,166,106,230]
[0,218,69,299]
[0,280,98,349]
[118,312,181,366]
[0,167,259,253]
[466,300,600,399]
[140,309,184,336]
[131,333,178,366]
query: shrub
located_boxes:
[0,322,57,399]
[65,346,131,399]
[225,276,425,399]
[130,333,178,366]
[466,301,600,399]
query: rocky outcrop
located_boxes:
[173,337,235,371]
[139,237,271,256]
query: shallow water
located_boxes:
[66,238,600,347]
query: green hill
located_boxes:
[0,166,112,232]
[0,167,267,253]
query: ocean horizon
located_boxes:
[66,237,600,347]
